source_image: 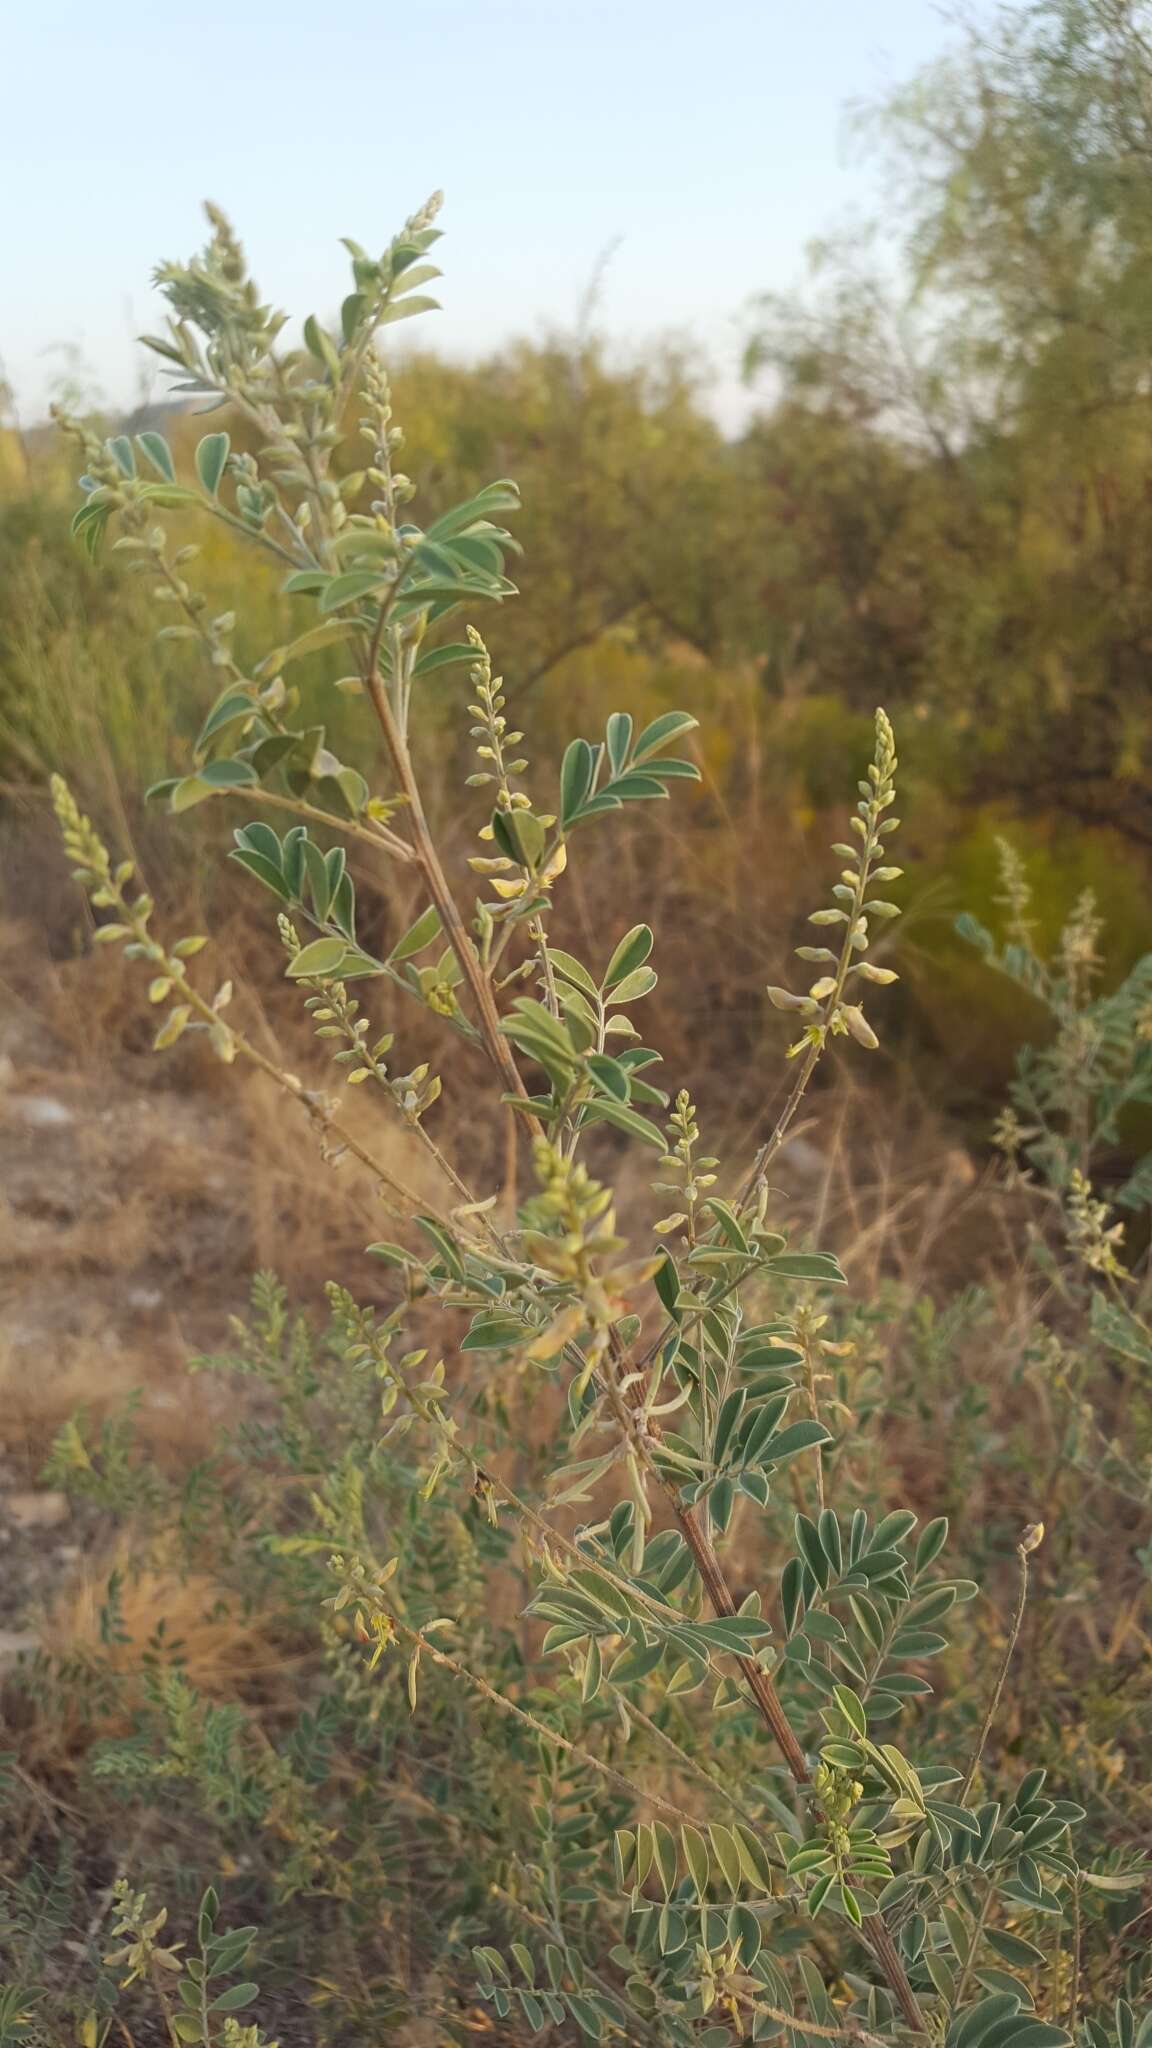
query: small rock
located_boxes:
[14,1095,74,1129]
[3,1490,70,1530]
[128,1286,164,1312]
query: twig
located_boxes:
[392,1619,710,1834]
[1069,1874,1082,2033]
[961,1523,1043,1805]
[362,634,542,1135]
[734,1983,891,2046]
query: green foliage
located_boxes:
[744,0,1152,845]
[5,180,1145,2048]
[959,846,1152,1506]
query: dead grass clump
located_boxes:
[9,1550,293,1781]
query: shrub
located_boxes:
[7,199,1148,2046]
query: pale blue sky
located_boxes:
[4,0,965,426]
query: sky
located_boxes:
[2,0,965,429]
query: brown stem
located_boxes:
[363,656,542,1137]
[671,1495,926,2033]
[672,1500,811,1783]
[734,1979,891,2045]
[864,1918,926,2033]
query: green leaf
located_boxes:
[765,1252,847,1285]
[794,1513,832,1588]
[732,1823,776,1890]
[916,1517,950,1571]
[681,1825,710,1896]
[565,1991,605,2040]
[425,480,521,543]
[548,949,599,997]
[169,774,217,813]
[285,937,351,979]
[604,772,669,801]
[389,905,442,963]
[205,1928,257,1977]
[870,1509,918,1549]
[604,924,653,990]
[708,1824,743,1893]
[107,434,136,477]
[195,432,231,497]
[319,569,389,614]
[822,1740,865,1772]
[605,711,633,774]
[586,1053,631,1100]
[947,1994,1070,2048]
[233,821,283,864]
[651,1835,676,1892]
[818,1507,843,1574]
[712,1388,747,1467]
[415,1215,467,1283]
[632,710,698,761]
[728,1902,762,1967]
[208,1985,258,2014]
[341,292,367,343]
[378,293,441,325]
[136,430,175,481]
[197,690,256,752]
[231,848,291,900]
[414,642,482,676]
[199,758,257,790]
[985,1930,1046,1968]
[629,755,701,780]
[832,1684,868,1737]
[579,1099,667,1149]
[461,1316,531,1351]
[302,837,333,921]
[762,1420,833,1465]
[560,738,596,828]
[890,1629,949,1657]
[654,1253,681,1321]
[608,966,657,1004]
[367,1240,417,1266]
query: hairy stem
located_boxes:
[960,1527,1039,1804]
[363,638,542,1134]
[668,1494,927,2032]
[393,1619,709,1833]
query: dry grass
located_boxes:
[44,1552,283,1704]
[0,881,449,1472]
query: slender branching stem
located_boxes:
[392,1618,708,1834]
[960,1526,1041,1805]
[362,631,542,1134]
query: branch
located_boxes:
[362,628,543,1137]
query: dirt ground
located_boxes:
[0,904,445,1652]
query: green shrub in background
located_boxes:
[5,199,1147,2046]
[959,851,1152,1510]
